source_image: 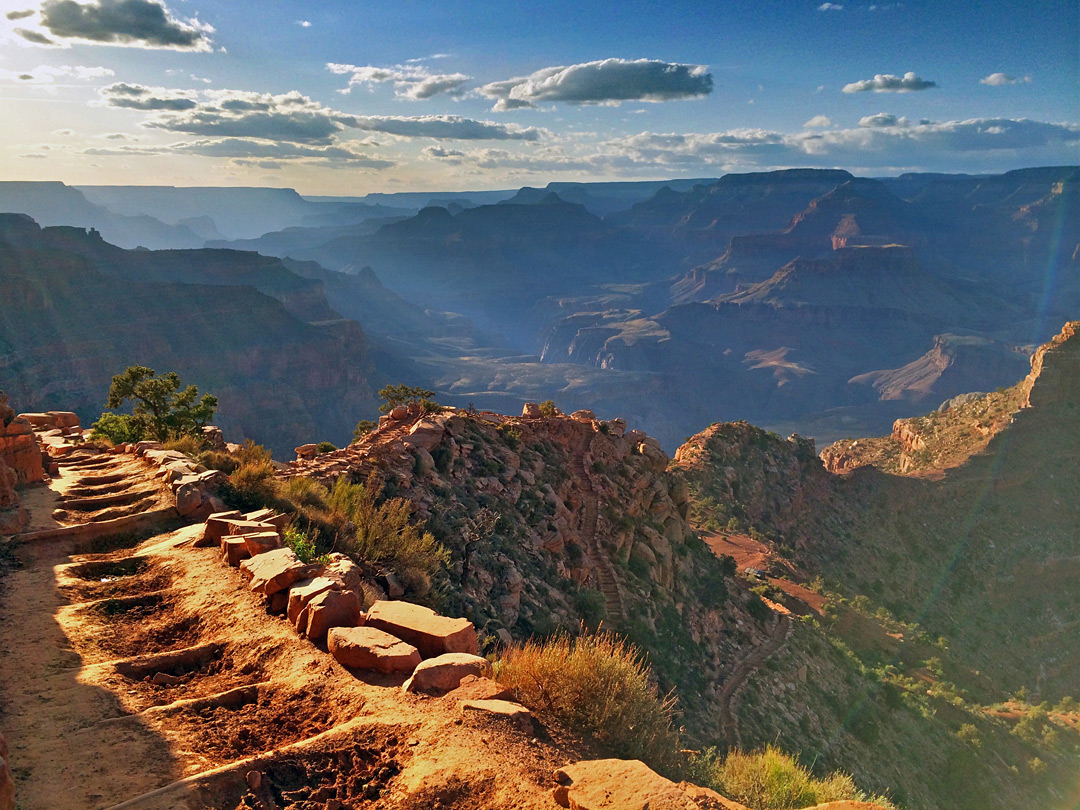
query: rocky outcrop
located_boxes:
[552,758,750,810]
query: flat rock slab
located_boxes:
[227,519,278,537]
[460,699,533,733]
[553,759,712,810]
[328,626,421,673]
[198,511,242,546]
[403,652,492,694]
[445,675,513,702]
[239,547,322,596]
[221,538,251,567]
[238,531,282,556]
[365,600,478,658]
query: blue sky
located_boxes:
[1,0,1076,193]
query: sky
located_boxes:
[0,0,1077,194]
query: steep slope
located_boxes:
[0,216,378,455]
[671,322,1080,810]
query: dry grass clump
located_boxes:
[496,628,680,772]
[690,744,896,810]
[212,444,445,597]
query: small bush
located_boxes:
[353,419,377,442]
[316,441,337,454]
[163,434,207,457]
[538,400,558,416]
[90,412,142,445]
[496,628,679,772]
[328,478,447,595]
[284,525,326,564]
[690,745,896,810]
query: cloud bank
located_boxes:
[327,62,471,100]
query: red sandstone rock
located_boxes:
[445,675,513,702]
[459,699,533,733]
[301,589,361,642]
[197,511,243,546]
[328,626,421,672]
[365,600,478,658]
[287,577,338,626]
[239,531,282,556]
[553,759,699,810]
[221,537,251,567]
[402,653,491,694]
[240,547,321,596]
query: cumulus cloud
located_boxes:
[479,58,712,110]
[6,9,36,19]
[423,145,465,159]
[327,62,471,100]
[804,115,833,128]
[858,112,909,128]
[99,81,198,110]
[13,0,213,50]
[980,72,1032,86]
[0,63,114,84]
[843,72,936,93]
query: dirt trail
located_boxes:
[569,450,624,626]
[1,451,577,809]
[717,611,794,749]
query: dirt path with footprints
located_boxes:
[0,445,578,810]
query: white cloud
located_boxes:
[804,115,832,128]
[12,0,213,50]
[858,112,909,128]
[843,71,936,93]
[342,114,544,141]
[296,20,311,28]
[327,62,471,100]
[0,63,114,84]
[980,72,1032,86]
[817,3,843,10]
[479,58,713,110]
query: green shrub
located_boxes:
[316,441,337,454]
[284,525,327,564]
[90,412,142,445]
[574,588,607,625]
[353,419,378,442]
[102,364,216,442]
[163,434,207,457]
[538,400,558,416]
[690,745,897,810]
[496,628,679,773]
[327,478,447,595]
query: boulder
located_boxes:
[553,759,705,810]
[301,589,361,642]
[378,572,404,599]
[403,418,445,452]
[522,402,541,418]
[239,547,322,596]
[460,699,533,733]
[295,443,318,460]
[402,652,492,694]
[365,600,478,658]
[287,577,339,625]
[328,626,421,673]
[17,412,54,428]
[175,482,205,516]
[323,553,362,591]
[570,409,596,422]
[202,425,227,451]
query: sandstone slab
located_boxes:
[197,510,243,546]
[221,537,251,567]
[445,675,513,702]
[328,626,421,673]
[365,600,478,658]
[553,759,704,810]
[402,652,491,694]
[239,531,282,556]
[460,699,533,732]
